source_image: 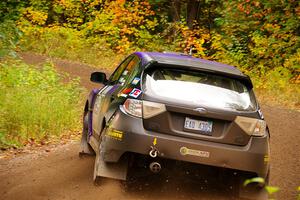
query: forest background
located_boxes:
[0,0,299,148]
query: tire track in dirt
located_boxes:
[0,52,299,200]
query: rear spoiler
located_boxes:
[144,61,253,89]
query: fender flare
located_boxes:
[84,89,100,136]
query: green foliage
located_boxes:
[214,0,300,74]
[0,0,28,22]
[80,0,160,53]
[19,25,124,68]
[243,177,279,199]
[247,66,299,109]
[0,0,299,108]
[0,20,22,58]
[265,186,280,195]
[0,61,83,149]
[243,177,265,187]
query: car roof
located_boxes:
[134,52,246,78]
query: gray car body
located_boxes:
[82,52,270,180]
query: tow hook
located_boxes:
[149,146,159,158]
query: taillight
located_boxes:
[122,99,142,118]
[122,99,166,119]
[235,116,267,136]
[142,101,166,119]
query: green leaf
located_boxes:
[265,186,280,195]
[243,177,265,187]
[214,18,224,26]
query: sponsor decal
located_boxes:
[106,129,124,141]
[129,88,142,98]
[132,77,140,85]
[119,94,128,98]
[122,88,133,94]
[117,88,132,97]
[119,77,126,85]
[180,147,210,158]
[264,155,269,163]
[122,70,128,76]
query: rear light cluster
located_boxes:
[122,99,267,137]
[143,101,166,119]
[235,116,267,137]
[122,99,166,119]
[123,99,142,118]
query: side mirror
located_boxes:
[90,72,108,84]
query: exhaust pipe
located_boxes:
[149,162,161,173]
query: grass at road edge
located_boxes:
[0,59,85,149]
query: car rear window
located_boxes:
[143,68,257,111]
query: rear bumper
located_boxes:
[101,108,270,178]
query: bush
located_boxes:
[252,67,300,109]
[18,25,124,69]
[0,20,22,58]
[0,61,83,148]
[9,0,300,109]
[81,0,159,53]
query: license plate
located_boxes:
[184,117,213,133]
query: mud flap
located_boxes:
[79,114,94,156]
[93,151,128,181]
[79,136,94,156]
[79,128,94,156]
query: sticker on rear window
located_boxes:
[129,88,142,98]
[117,88,132,97]
[118,93,128,98]
[132,77,140,85]
[122,88,133,94]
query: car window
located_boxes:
[117,56,140,86]
[150,68,247,93]
[143,67,257,111]
[109,56,134,83]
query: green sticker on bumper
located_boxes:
[180,147,210,158]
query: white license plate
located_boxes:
[184,117,213,133]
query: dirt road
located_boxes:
[0,53,299,200]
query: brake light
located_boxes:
[123,99,142,118]
[143,101,166,119]
[122,99,166,119]
[235,116,267,136]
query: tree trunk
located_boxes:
[187,0,200,29]
[170,0,181,22]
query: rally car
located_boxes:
[80,52,270,195]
